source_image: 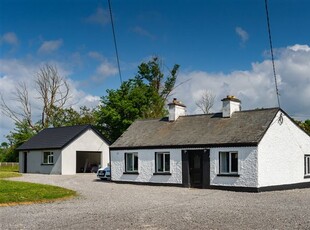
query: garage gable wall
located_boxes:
[61,129,109,175]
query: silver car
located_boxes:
[97,166,111,180]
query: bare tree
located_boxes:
[0,64,70,131]
[195,90,216,114]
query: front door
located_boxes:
[23,152,27,173]
[189,151,203,188]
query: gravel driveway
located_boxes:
[1,174,310,230]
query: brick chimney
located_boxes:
[221,95,241,118]
[168,98,186,121]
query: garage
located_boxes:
[17,125,110,175]
[76,151,101,173]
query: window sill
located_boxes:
[123,172,139,175]
[304,175,310,179]
[217,174,240,177]
[153,172,171,175]
[41,163,54,166]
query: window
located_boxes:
[155,152,170,173]
[43,152,54,164]
[305,155,310,177]
[125,153,138,172]
[219,151,238,174]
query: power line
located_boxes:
[108,0,122,84]
[265,0,280,108]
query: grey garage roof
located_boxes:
[110,108,280,150]
[17,125,109,151]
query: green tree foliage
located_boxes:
[96,57,180,142]
[1,106,96,162]
[0,120,35,162]
[296,119,310,135]
[50,106,96,127]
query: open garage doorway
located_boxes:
[76,151,101,173]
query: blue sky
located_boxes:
[1,0,310,142]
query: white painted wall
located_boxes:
[61,129,109,175]
[222,100,241,118]
[111,149,182,184]
[210,146,258,188]
[258,111,310,187]
[169,104,186,121]
[19,150,62,174]
[111,146,259,188]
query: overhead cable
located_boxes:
[265,0,281,108]
[108,0,123,84]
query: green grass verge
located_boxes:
[0,180,76,205]
[0,171,21,179]
[0,171,76,205]
[0,165,19,172]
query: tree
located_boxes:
[296,119,310,135]
[96,57,180,142]
[50,106,96,127]
[0,120,35,162]
[0,63,70,132]
[195,90,216,114]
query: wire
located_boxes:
[265,0,280,108]
[108,0,123,84]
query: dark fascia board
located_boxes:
[256,107,280,145]
[17,147,62,151]
[18,125,110,151]
[89,125,111,145]
[110,142,258,151]
[256,108,310,146]
[60,125,111,149]
[280,109,310,138]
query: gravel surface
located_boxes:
[1,174,310,230]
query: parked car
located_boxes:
[97,166,111,180]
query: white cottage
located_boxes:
[17,125,110,175]
[110,97,310,192]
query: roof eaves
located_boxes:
[17,147,62,151]
[110,142,258,151]
[256,107,281,145]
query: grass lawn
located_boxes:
[0,171,21,179]
[0,180,76,205]
[0,168,76,206]
[0,164,19,172]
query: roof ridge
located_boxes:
[44,124,90,130]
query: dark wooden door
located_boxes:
[23,152,27,173]
[189,151,203,188]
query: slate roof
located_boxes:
[110,108,280,150]
[17,125,109,151]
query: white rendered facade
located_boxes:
[111,111,310,190]
[19,129,109,175]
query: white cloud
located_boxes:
[85,7,110,26]
[132,26,156,40]
[0,59,100,143]
[88,52,118,81]
[288,44,310,52]
[1,32,19,46]
[38,39,63,54]
[173,45,310,121]
[235,27,249,45]
[88,51,104,61]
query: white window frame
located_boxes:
[43,152,54,165]
[219,151,238,174]
[125,152,138,172]
[305,155,310,176]
[155,152,170,173]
